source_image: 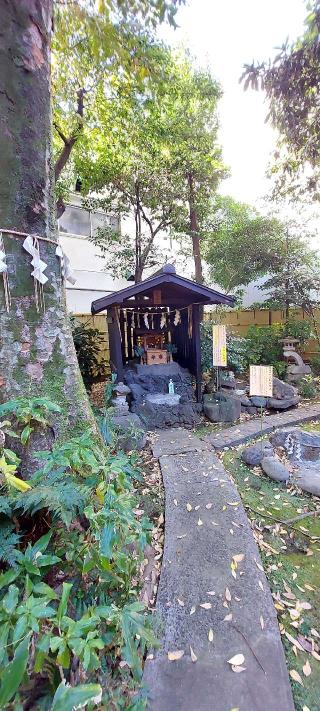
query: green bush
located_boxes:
[0,397,154,709]
[283,318,313,344]
[311,352,320,375]
[298,375,319,399]
[71,317,107,387]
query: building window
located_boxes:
[59,204,119,238]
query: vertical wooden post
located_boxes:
[192,304,202,402]
[119,309,126,363]
[107,306,124,380]
[126,310,133,361]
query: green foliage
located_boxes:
[203,196,283,293]
[0,397,61,444]
[71,317,107,387]
[201,320,312,378]
[311,352,320,375]
[298,375,319,400]
[0,396,155,708]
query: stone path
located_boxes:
[205,401,320,451]
[144,429,294,711]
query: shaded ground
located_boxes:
[223,446,320,711]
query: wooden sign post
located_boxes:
[212,325,227,390]
[250,365,273,446]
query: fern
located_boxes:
[0,521,20,566]
[13,470,91,527]
[0,495,12,516]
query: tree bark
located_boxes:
[0,0,97,441]
[188,172,203,284]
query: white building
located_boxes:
[59,193,269,313]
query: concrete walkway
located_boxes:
[204,401,320,451]
[144,429,294,711]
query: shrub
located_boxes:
[283,318,313,344]
[71,317,107,387]
[311,352,320,375]
[298,375,319,399]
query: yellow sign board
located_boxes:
[250,365,273,397]
[212,325,227,367]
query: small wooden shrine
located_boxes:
[91,265,235,401]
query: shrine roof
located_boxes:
[91,263,235,314]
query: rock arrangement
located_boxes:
[241,427,320,496]
[204,376,300,423]
[124,362,201,429]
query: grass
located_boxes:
[223,446,320,711]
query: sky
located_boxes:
[161,0,307,207]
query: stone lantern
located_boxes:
[279,337,311,382]
[111,382,131,415]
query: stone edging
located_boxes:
[204,403,320,451]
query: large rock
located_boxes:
[261,456,290,482]
[242,442,274,467]
[266,396,300,410]
[111,413,146,451]
[292,469,320,497]
[204,392,241,423]
[124,362,194,403]
[272,377,298,400]
[250,396,267,407]
[270,428,320,463]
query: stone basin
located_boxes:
[145,393,181,406]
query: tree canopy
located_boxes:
[52,0,184,189]
[71,50,227,281]
[241,0,320,200]
[202,196,283,294]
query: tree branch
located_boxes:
[54,88,85,181]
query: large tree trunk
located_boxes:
[0,0,97,442]
[187,172,203,284]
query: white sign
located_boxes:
[212,325,227,367]
[250,365,273,397]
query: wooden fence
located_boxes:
[73,308,320,369]
[203,308,320,359]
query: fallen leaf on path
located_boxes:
[197,518,203,526]
[233,554,245,563]
[168,650,184,661]
[227,502,240,507]
[284,632,305,652]
[258,581,264,591]
[302,706,311,711]
[177,598,184,607]
[208,628,214,642]
[211,521,219,526]
[177,534,187,539]
[186,503,192,512]
[190,606,196,615]
[195,505,200,511]
[227,653,245,666]
[223,613,233,621]
[173,499,178,506]
[207,590,215,596]
[200,602,212,610]
[289,669,304,685]
[225,587,231,602]
[205,503,213,509]
[231,665,246,673]
[260,615,264,630]
[303,660,311,677]
[254,558,264,572]
[190,645,197,662]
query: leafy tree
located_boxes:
[203,196,283,294]
[74,52,226,282]
[52,0,183,206]
[162,57,227,282]
[240,1,320,200]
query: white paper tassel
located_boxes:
[0,233,11,312]
[55,245,77,285]
[160,312,166,329]
[144,313,150,330]
[174,309,181,326]
[23,235,47,311]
